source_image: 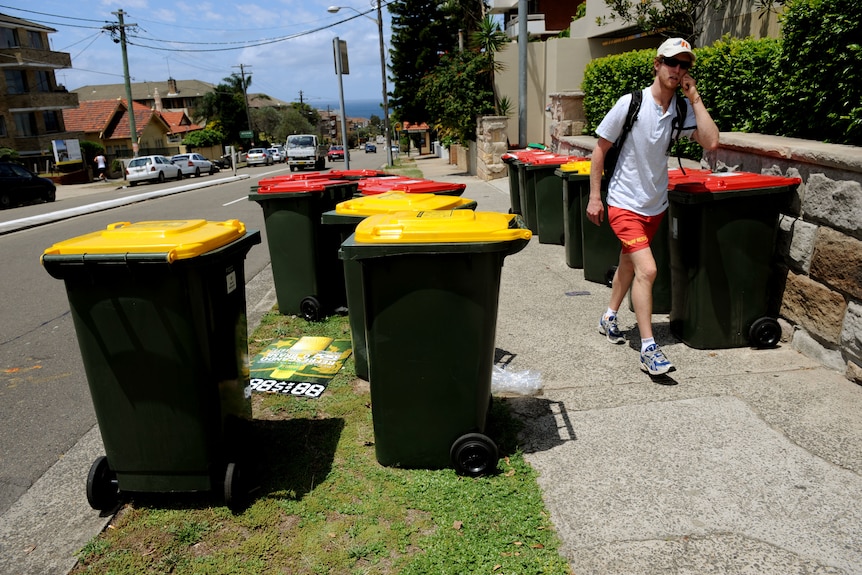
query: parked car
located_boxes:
[365,143,377,153]
[268,146,285,163]
[246,148,273,167]
[0,161,56,209]
[170,153,216,177]
[327,145,346,162]
[213,154,232,169]
[125,155,183,186]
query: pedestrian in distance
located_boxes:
[586,38,720,376]
[94,153,108,181]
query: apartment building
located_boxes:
[0,13,82,159]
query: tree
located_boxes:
[277,107,318,141]
[198,73,252,145]
[182,127,226,149]
[417,49,495,143]
[388,0,459,122]
[600,0,727,44]
[471,15,509,114]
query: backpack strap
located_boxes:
[669,94,689,173]
[604,90,642,178]
[616,89,642,152]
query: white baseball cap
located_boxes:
[657,38,696,62]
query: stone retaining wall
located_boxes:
[547,93,862,384]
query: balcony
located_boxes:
[489,0,518,13]
[0,47,72,70]
[504,13,559,39]
[4,91,79,112]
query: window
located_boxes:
[13,112,37,137]
[0,116,6,137]
[5,70,28,94]
[1,27,19,48]
[35,71,51,92]
[43,111,60,133]
[27,31,44,49]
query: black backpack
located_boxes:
[603,90,689,177]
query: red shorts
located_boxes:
[608,206,665,254]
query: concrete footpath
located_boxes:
[2,154,861,574]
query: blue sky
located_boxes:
[3,0,394,105]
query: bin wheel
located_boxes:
[86,456,119,510]
[289,165,296,172]
[224,462,246,512]
[450,433,499,477]
[300,296,322,322]
[749,317,781,348]
[605,265,618,288]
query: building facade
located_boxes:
[0,13,81,161]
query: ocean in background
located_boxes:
[315,99,384,120]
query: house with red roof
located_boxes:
[62,99,202,160]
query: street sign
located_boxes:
[240,130,253,139]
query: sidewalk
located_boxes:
[412,153,862,573]
[1,153,860,574]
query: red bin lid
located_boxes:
[358,177,466,195]
[669,171,801,193]
[526,154,589,166]
[256,179,354,194]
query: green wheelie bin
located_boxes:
[555,160,592,268]
[580,178,621,287]
[321,192,478,381]
[340,210,531,476]
[517,152,558,234]
[501,152,523,214]
[249,179,357,320]
[668,172,801,348]
[41,220,261,511]
[527,154,588,245]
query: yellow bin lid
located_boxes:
[42,219,247,263]
[558,160,592,173]
[335,191,473,216]
[353,210,532,244]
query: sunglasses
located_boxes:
[661,56,692,70]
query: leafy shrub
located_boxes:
[774,0,861,145]
[582,0,862,147]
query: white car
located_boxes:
[125,155,183,186]
[170,153,215,177]
[268,146,285,163]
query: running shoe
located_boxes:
[598,314,626,344]
[640,343,674,375]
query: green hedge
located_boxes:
[582,0,861,149]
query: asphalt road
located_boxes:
[0,151,382,517]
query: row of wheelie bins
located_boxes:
[504,148,800,350]
[40,173,530,514]
[247,176,529,474]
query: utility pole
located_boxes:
[107,10,138,156]
[234,64,253,146]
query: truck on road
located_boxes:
[286,134,327,171]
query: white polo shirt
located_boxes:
[596,88,697,216]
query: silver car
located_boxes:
[170,153,215,177]
[125,155,183,186]
[246,148,273,167]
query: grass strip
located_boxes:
[71,312,571,575]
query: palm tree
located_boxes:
[471,16,509,115]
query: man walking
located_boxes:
[94,153,108,181]
[586,38,719,375]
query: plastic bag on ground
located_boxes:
[491,365,543,396]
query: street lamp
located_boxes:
[327,2,393,167]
